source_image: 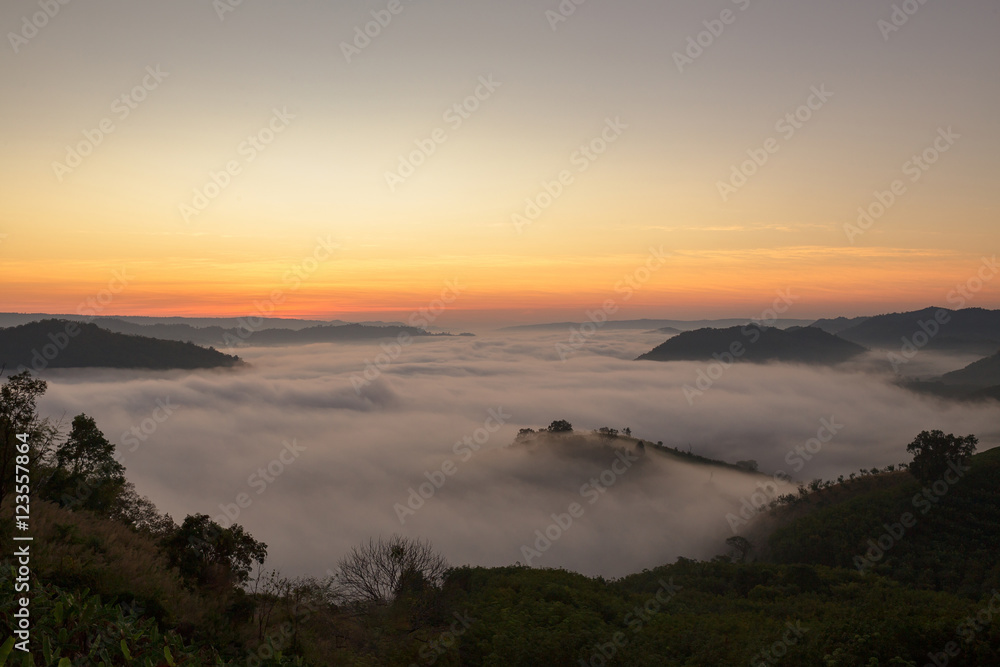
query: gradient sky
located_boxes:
[1,0,998,326]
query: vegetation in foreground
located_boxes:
[2,373,999,665]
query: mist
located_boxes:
[33,330,1000,579]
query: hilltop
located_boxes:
[897,348,1000,402]
[0,319,242,371]
[746,446,1000,598]
[831,307,1000,354]
[636,324,867,364]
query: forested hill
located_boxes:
[833,307,1000,354]
[758,446,1000,598]
[636,324,866,364]
[0,319,242,370]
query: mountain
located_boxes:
[0,312,343,330]
[0,313,415,330]
[809,315,870,334]
[59,318,459,348]
[500,318,814,332]
[760,446,1000,597]
[636,325,867,364]
[940,348,1000,387]
[240,323,454,346]
[834,307,1000,354]
[969,385,1000,401]
[511,424,766,475]
[0,319,242,371]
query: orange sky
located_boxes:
[1,1,997,326]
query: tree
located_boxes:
[547,420,573,433]
[726,536,753,563]
[906,430,978,484]
[333,535,448,605]
[0,370,56,509]
[44,414,127,513]
[56,414,125,479]
[108,481,176,538]
[623,427,631,437]
[161,513,268,589]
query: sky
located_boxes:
[1,0,998,326]
[35,332,1000,577]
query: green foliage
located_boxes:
[161,514,267,588]
[0,566,303,666]
[4,390,1000,665]
[42,415,127,515]
[767,446,1000,598]
[906,430,977,484]
[0,371,55,509]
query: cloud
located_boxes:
[35,331,1000,578]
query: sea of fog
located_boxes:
[34,330,1000,579]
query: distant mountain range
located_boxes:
[809,316,870,334]
[91,319,464,348]
[940,348,1000,387]
[823,307,1000,355]
[902,348,1000,401]
[636,325,867,365]
[0,320,242,371]
[501,318,814,333]
[0,316,469,349]
[0,313,405,330]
